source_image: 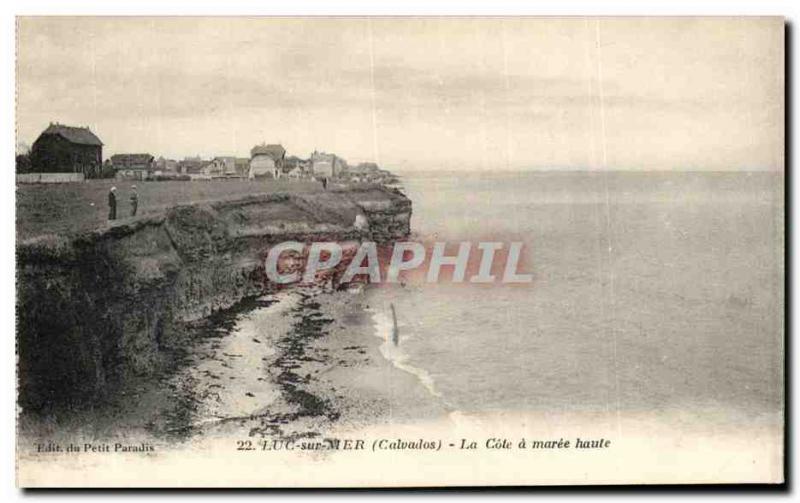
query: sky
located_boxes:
[16,17,783,171]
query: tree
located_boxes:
[16,153,31,174]
[99,160,116,179]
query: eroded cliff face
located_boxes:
[16,186,411,412]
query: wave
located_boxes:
[368,310,486,429]
[370,309,443,399]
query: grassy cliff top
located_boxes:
[16,179,329,241]
[17,179,408,243]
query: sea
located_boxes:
[366,170,784,430]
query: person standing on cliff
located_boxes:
[130,185,139,217]
[322,177,328,190]
[108,186,117,221]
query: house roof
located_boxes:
[40,123,103,146]
[251,144,286,160]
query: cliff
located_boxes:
[16,186,412,412]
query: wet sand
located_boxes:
[156,286,445,442]
[298,288,449,428]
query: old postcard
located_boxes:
[15,16,784,487]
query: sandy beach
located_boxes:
[163,285,450,444]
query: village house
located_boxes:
[207,156,247,178]
[177,156,209,175]
[154,156,178,173]
[110,153,155,181]
[208,157,232,177]
[353,162,380,174]
[309,151,346,179]
[249,144,286,179]
[282,155,310,179]
[234,158,250,178]
[29,123,103,178]
[203,157,226,177]
[342,161,382,182]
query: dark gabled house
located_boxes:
[29,123,103,178]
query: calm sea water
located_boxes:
[367,170,784,426]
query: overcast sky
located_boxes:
[17,17,783,171]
